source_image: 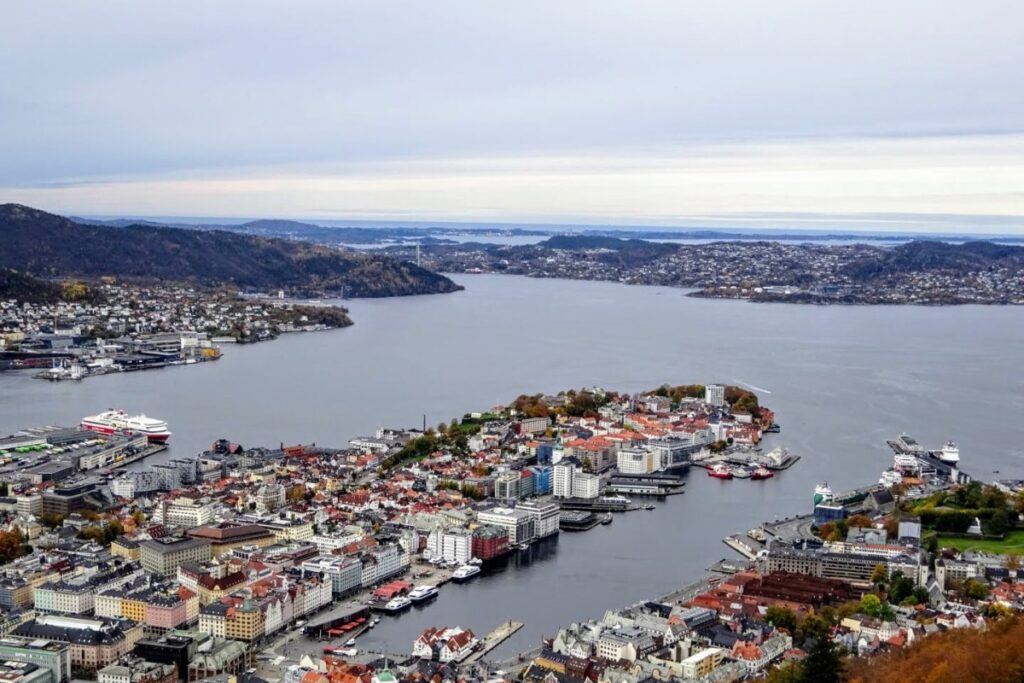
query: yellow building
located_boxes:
[121,596,146,623]
[111,538,141,561]
[224,602,264,643]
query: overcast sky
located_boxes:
[3,1,1023,231]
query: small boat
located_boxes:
[408,585,439,604]
[600,514,613,525]
[345,638,356,647]
[751,465,774,480]
[383,596,412,613]
[708,463,733,480]
[644,504,656,511]
[452,564,481,583]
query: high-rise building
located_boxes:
[705,384,725,408]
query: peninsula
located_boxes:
[382,236,1024,305]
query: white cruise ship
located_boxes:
[81,409,171,443]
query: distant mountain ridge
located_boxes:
[0,204,462,297]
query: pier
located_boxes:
[463,620,524,665]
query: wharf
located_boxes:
[96,443,167,474]
[558,497,632,512]
[722,534,765,560]
[606,473,686,497]
[462,621,524,665]
[559,510,602,531]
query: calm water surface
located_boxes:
[2,274,1023,657]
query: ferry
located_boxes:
[750,465,774,480]
[81,409,171,443]
[707,463,733,480]
[382,595,412,613]
[451,564,481,583]
[938,441,960,465]
[408,585,439,604]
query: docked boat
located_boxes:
[707,463,733,480]
[81,409,171,443]
[383,595,412,613]
[600,513,613,525]
[408,585,439,604]
[451,564,481,583]
[750,465,774,480]
[937,441,960,465]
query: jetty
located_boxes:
[462,620,524,665]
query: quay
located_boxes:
[462,620,524,665]
[96,443,167,474]
[606,472,686,496]
[558,496,633,512]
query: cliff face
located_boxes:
[0,204,463,297]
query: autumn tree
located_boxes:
[846,514,873,529]
[765,606,798,634]
[286,484,306,504]
[871,563,889,587]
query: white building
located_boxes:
[617,448,656,474]
[553,461,575,498]
[426,528,472,564]
[573,472,601,499]
[476,507,536,545]
[705,384,725,408]
[153,499,214,528]
[517,500,560,539]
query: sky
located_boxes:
[2,1,1023,232]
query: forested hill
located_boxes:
[0,204,462,297]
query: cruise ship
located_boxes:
[81,410,171,443]
[451,564,481,583]
[408,585,439,604]
[938,441,960,465]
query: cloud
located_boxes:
[5,134,1024,232]
[1,2,1022,228]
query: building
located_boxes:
[573,472,600,499]
[617,448,657,475]
[97,657,177,683]
[186,523,275,558]
[476,507,536,545]
[0,660,50,683]
[132,634,196,682]
[426,528,472,565]
[596,626,654,663]
[301,556,363,597]
[553,461,575,498]
[359,544,405,587]
[704,385,725,408]
[494,471,525,501]
[140,538,212,578]
[14,615,143,674]
[257,519,313,542]
[681,647,724,679]
[0,636,71,683]
[470,525,509,561]
[152,500,214,529]
[517,500,560,539]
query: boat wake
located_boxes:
[732,379,772,394]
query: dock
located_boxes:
[96,443,167,474]
[462,620,524,665]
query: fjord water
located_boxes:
[2,274,1023,657]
